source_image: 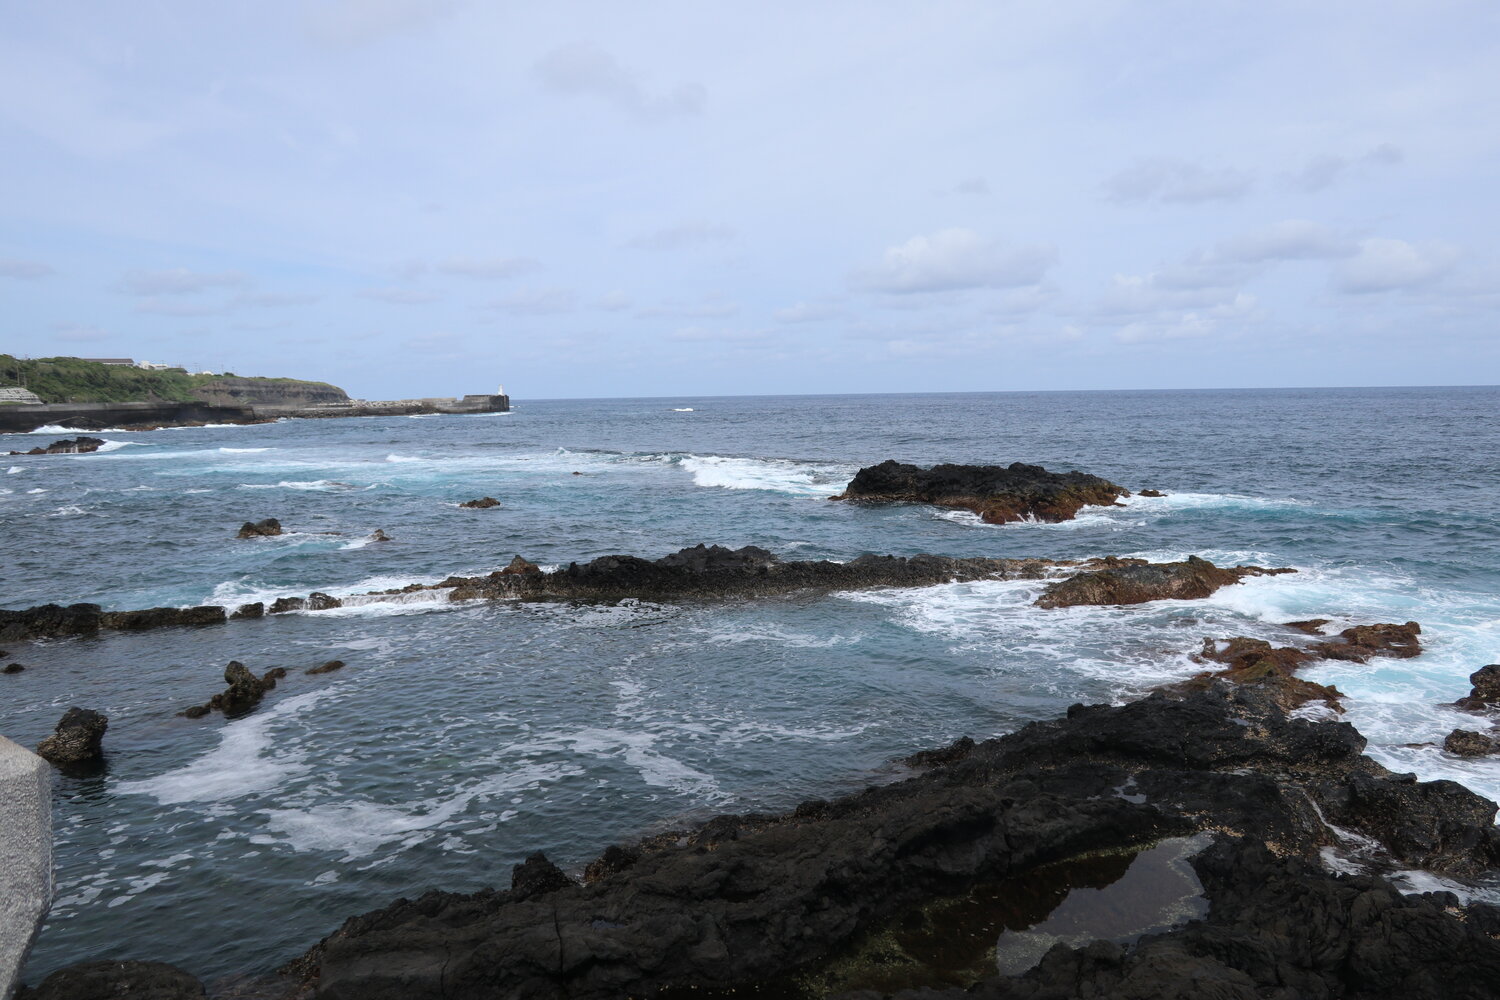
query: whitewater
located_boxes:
[2,386,1497,981]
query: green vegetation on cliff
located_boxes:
[0,355,342,405]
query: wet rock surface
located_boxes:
[458,496,501,509]
[833,460,1129,524]
[180,661,288,718]
[237,518,283,538]
[7,436,105,456]
[1455,664,1500,712]
[15,959,206,999]
[1034,555,1295,609]
[1445,729,1500,757]
[0,603,228,643]
[277,685,1500,1000]
[35,707,108,765]
[1169,621,1426,712]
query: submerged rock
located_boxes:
[1035,556,1295,609]
[15,959,205,1000]
[307,659,345,675]
[833,459,1129,524]
[3,662,23,674]
[1136,488,1166,497]
[35,707,108,765]
[181,661,287,718]
[459,496,501,509]
[288,685,1500,999]
[236,517,283,538]
[1445,729,1500,757]
[7,436,105,456]
[1455,664,1500,712]
[370,528,391,542]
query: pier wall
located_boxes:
[0,401,256,433]
[0,737,51,1000]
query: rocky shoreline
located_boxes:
[0,546,1293,644]
[20,682,1500,999]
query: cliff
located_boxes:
[189,377,348,408]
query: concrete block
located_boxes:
[0,735,52,1000]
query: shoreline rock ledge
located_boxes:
[832,460,1129,524]
[250,684,1498,999]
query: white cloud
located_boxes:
[597,290,633,311]
[534,44,704,119]
[1334,238,1458,293]
[854,228,1056,294]
[360,287,437,304]
[436,256,538,280]
[627,222,734,251]
[1217,220,1354,262]
[1104,158,1253,204]
[774,301,842,324]
[488,286,575,315]
[305,0,460,47]
[638,294,738,319]
[0,257,52,279]
[1292,144,1404,192]
[52,322,110,343]
[1113,293,1259,343]
[950,177,989,196]
[118,268,247,296]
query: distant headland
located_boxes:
[0,355,508,432]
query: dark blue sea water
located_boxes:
[2,387,1498,983]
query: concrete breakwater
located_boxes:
[0,394,509,433]
[0,737,51,1000]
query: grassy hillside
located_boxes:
[0,355,338,404]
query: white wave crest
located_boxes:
[6,466,21,474]
[679,454,852,496]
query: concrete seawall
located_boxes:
[0,737,51,1000]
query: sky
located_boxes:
[1,0,1497,399]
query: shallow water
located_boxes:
[2,387,1497,981]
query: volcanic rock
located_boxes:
[8,436,105,456]
[903,735,976,768]
[35,707,108,765]
[1172,636,1341,712]
[510,852,576,901]
[15,960,206,1000]
[3,662,23,674]
[237,518,283,538]
[230,602,264,620]
[499,555,542,575]
[268,597,306,614]
[1136,488,1166,497]
[833,460,1129,524]
[1284,618,1332,634]
[1457,664,1500,712]
[370,529,391,542]
[290,685,1500,1000]
[459,496,501,509]
[183,661,287,718]
[1318,621,1422,661]
[99,606,225,630]
[0,602,105,642]
[306,592,342,611]
[307,659,345,675]
[1035,555,1295,609]
[1445,729,1500,757]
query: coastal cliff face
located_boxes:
[190,377,349,408]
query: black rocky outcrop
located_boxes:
[237,518,283,538]
[1456,664,1500,712]
[280,684,1500,999]
[15,960,205,999]
[0,603,226,643]
[833,460,1129,524]
[1035,555,1295,608]
[35,707,108,765]
[180,661,288,719]
[7,436,105,456]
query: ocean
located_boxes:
[2,386,1498,983]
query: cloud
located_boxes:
[1216,220,1354,262]
[360,287,437,304]
[235,292,319,308]
[854,228,1056,294]
[597,290,633,311]
[669,326,772,343]
[1293,144,1404,192]
[305,0,460,47]
[627,221,734,251]
[1112,293,1259,344]
[435,256,538,280]
[0,258,52,279]
[1334,238,1458,293]
[774,301,843,324]
[1104,158,1253,204]
[488,286,575,315]
[950,177,989,196]
[118,268,247,296]
[134,299,226,317]
[534,43,704,118]
[638,294,738,319]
